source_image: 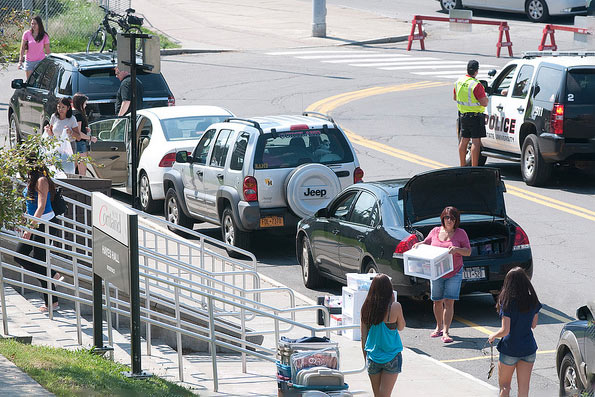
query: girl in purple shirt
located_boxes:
[18,16,51,78]
[413,206,471,343]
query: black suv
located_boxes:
[8,52,174,147]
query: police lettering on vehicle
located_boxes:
[304,188,327,197]
[485,114,517,134]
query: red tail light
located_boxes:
[243,176,258,202]
[513,226,530,250]
[353,167,364,183]
[551,103,564,135]
[168,95,175,106]
[158,152,176,167]
[290,124,309,130]
[394,234,418,255]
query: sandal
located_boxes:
[39,302,60,312]
[441,335,454,343]
[430,330,443,338]
[53,272,65,282]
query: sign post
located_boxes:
[92,192,150,378]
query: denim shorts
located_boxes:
[367,352,402,375]
[431,268,463,301]
[499,352,536,366]
[75,139,90,153]
[24,59,42,71]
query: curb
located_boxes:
[341,34,411,46]
[160,48,233,56]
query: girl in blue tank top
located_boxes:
[360,274,406,397]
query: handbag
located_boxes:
[52,188,67,216]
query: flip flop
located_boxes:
[53,273,65,282]
[39,303,60,313]
[430,330,443,338]
[442,335,454,343]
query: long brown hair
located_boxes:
[496,267,539,314]
[72,93,88,125]
[31,16,47,42]
[27,165,56,201]
[360,274,394,326]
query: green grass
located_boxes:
[0,339,196,396]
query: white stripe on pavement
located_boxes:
[322,55,417,63]
[297,53,416,59]
[354,61,466,68]
[265,50,373,55]
[412,70,498,75]
[381,64,489,70]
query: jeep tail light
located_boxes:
[551,103,564,135]
[513,226,530,250]
[394,234,418,255]
[354,167,364,183]
[158,152,177,167]
[168,95,175,106]
[290,124,309,130]
[243,176,258,202]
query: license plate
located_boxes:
[259,216,284,228]
[463,266,486,281]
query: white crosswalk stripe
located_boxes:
[265,49,501,79]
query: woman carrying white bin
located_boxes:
[413,206,471,344]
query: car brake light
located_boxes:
[394,234,418,255]
[158,152,177,167]
[353,167,364,183]
[290,124,309,130]
[168,95,175,106]
[551,103,564,135]
[513,226,530,250]
[243,176,258,202]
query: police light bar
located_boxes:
[523,51,595,59]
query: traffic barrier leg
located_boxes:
[407,17,425,51]
[496,22,513,58]
[538,24,557,51]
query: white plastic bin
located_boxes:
[403,244,453,280]
[346,273,375,291]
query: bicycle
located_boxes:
[86,6,143,53]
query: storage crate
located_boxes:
[342,313,361,341]
[403,244,453,280]
[276,360,292,379]
[330,314,343,335]
[342,287,367,320]
[346,273,375,291]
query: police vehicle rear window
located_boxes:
[565,69,595,105]
[253,128,354,169]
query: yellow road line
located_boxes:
[441,350,556,363]
[454,315,495,336]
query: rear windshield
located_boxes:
[565,69,595,105]
[253,128,354,169]
[77,69,169,96]
[160,115,229,141]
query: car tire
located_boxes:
[559,352,585,395]
[521,135,552,186]
[9,113,21,149]
[526,0,549,22]
[363,260,378,274]
[440,0,462,12]
[300,235,321,288]
[221,207,251,258]
[164,188,194,234]
[139,172,160,213]
[457,126,487,166]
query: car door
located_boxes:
[87,118,128,184]
[184,129,217,215]
[338,191,380,274]
[31,60,59,130]
[203,129,234,219]
[19,61,48,135]
[485,64,517,151]
[311,190,358,276]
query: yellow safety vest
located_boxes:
[455,76,485,114]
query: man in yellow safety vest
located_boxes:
[454,60,489,166]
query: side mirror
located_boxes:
[576,305,593,321]
[11,79,25,89]
[488,69,497,77]
[315,207,328,218]
[479,79,489,91]
[175,151,189,163]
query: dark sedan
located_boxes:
[296,167,533,299]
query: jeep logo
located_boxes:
[304,188,327,197]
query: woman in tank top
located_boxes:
[360,274,406,397]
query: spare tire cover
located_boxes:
[285,163,341,219]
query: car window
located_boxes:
[534,66,563,103]
[139,116,152,139]
[192,129,216,164]
[349,191,379,226]
[57,68,72,95]
[210,129,233,167]
[491,65,517,96]
[511,65,534,99]
[78,68,121,95]
[39,61,58,90]
[253,127,354,169]
[329,191,358,221]
[90,118,128,142]
[229,132,249,171]
[27,60,49,88]
[565,69,595,105]
[136,72,169,96]
[160,115,229,141]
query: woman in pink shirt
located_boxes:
[18,16,51,78]
[413,206,471,343]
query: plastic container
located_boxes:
[346,273,375,291]
[276,360,292,379]
[403,244,453,280]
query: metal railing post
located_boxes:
[145,272,151,356]
[0,255,9,336]
[207,296,219,392]
[175,285,184,382]
[240,289,246,373]
[74,257,82,345]
[105,281,114,360]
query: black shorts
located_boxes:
[459,113,486,139]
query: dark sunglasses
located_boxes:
[444,215,455,221]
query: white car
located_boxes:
[87,105,234,212]
[438,0,588,22]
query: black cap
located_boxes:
[467,60,479,74]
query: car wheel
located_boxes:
[300,235,321,288]
[457,127,487,166]
[526,0,549,22]
[440,0,462,12]
[9,113,20,149]
[364,260,378,274]
[164,188,194,233]
[139,172,160,213]
[521,135,552,186]
[560,353,585,395]
[221,207,251,258]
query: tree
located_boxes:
[0,8,31,69]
